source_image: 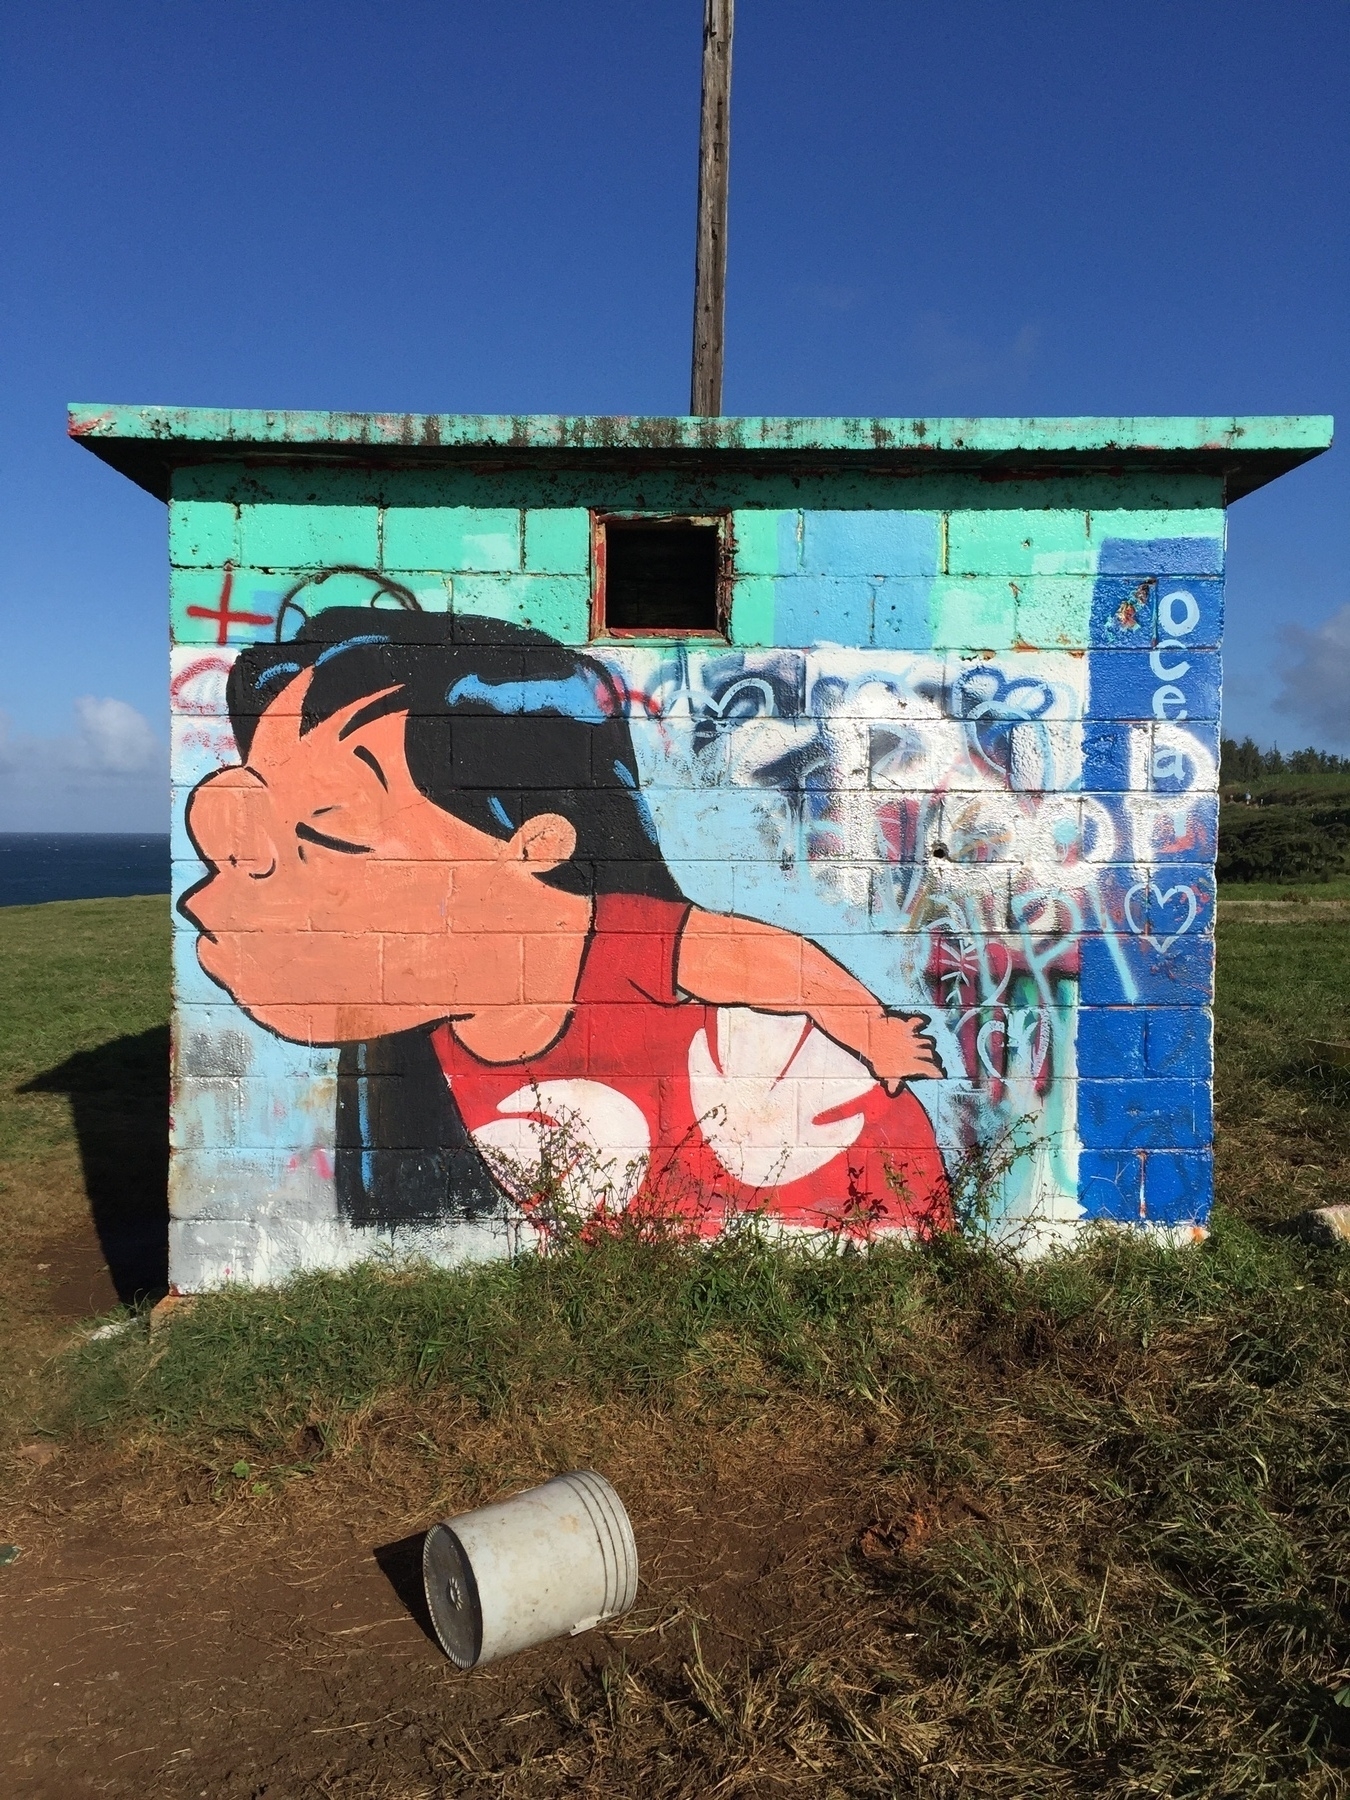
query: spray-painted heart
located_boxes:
[1123,881,1198,953]
[931,934,1013,1008]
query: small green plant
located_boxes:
[879,1111,1041,1261]
[473,1083,732,1250]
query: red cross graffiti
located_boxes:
[185,566,275,646]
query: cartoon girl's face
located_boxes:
[181,670,582,1044]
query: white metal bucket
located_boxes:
[422,1469,638,1668]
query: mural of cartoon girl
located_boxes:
[179,587,949,1238]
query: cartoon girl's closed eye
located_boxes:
[180,586,949,1235]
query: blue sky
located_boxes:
[2,0,1346,829]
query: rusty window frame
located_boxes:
[589,511,731,641]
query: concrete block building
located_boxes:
[72,407,1331,1287]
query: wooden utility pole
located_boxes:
[691,0,733,416]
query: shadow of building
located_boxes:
[22,1024,169,1306]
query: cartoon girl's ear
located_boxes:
[510,812,577,871]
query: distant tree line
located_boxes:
[1220,737,1350,782]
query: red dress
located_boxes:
[431,892,949,1236]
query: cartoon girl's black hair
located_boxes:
[226,600,681,903]
[223,588,684,1230]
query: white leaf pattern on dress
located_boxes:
[470,1080,652,1213]
[688,1008,873,1189]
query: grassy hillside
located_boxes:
[1217,775,1350,886]
[0,895,169,1428]
[1220,772,1350,806]
[0,895,1347,1796]
[1217,737,1350,885]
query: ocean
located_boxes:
[0,834,172,908]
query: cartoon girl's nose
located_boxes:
[186,766,279,877]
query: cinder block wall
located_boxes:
[167,459,1222,1287]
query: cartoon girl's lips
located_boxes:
[177,842,280,945]
[178,869,245,942]
[191,926,232,997]
[177,880,210,935]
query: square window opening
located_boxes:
[596,517,724,635]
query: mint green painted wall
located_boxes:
[167,468,1224,653]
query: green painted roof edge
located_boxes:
[67,405,1333,503]
[69,405,1332,456]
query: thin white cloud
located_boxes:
[0,697,168,831]
[1272,604,1350,751]
[910,312,1040,394]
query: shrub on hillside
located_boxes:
[1216,802,1350,883]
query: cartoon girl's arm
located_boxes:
[675,907,944,1091]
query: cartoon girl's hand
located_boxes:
[866,1012,945,1092]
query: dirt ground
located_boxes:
[0,899,908,1799]
[0,1426,887,1800]
[28,1216,124,1324]
[1,1268,888,1799]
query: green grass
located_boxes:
[1213,915,1350,1226]
[4,895,1350,1795]
[0,895,170,1165]
[0,896,171,1432]
[1219,879,1350,903]
[1220,772,1350,806]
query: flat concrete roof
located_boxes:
[68,405,1333,503]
